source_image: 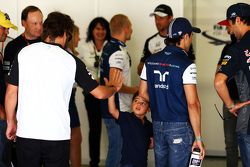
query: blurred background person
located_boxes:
[66,24,82,167]
[0,10,17,167]
[3,6,43,167]
[78,17,111,167]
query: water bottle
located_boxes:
[189,148,202,167]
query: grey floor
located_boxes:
[81,156,243,167]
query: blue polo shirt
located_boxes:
[117,112,153,167]
[140,46,197,122]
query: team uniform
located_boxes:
[140,45,196,166]
[140,33,166,63]
[100,38,132,117]
[100,38,132,167]
[218,30,250,166]
[7,42,98,166]
[217,35,239,167]
[117,112,153,167]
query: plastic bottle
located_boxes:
[189,148,202,167]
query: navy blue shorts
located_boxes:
[69,88,80,128]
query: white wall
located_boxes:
[0,0,183,165]
[3,0,248,164]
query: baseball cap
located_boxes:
[149,4,173,17]
[0,11,18,30]
[168,17,201,39]
[218,3,250,26]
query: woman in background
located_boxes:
[79,17,111,167]
[67,24,82,167]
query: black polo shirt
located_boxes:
[3,35,41,74]
[219,31,250,85]
[117,112,153,167]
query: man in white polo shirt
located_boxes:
[5,11,122,167]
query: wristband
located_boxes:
[195,136,202,142]
[227,103,235,110]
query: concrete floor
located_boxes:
[80,156,243,167]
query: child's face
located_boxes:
[131,96,149,117]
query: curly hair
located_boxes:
[41,12,74,42]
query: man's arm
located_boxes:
[110,68,138,94]
[5,84,18,140]
[139,79,149,102]
[184,84,205,159]
[214,73,236,115]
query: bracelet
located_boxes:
[227,103,235,110]
[195,136,202,142]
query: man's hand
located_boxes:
[104,69,123,92]
[6,119,17,140]
[192,140,205,160]
[229,100,250,116]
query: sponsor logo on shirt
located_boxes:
[221,55,231,65]
[147,62,179,68]
[244,49,250,63]
[154,70,169,89]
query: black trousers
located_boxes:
[84,93,102,167]
[16,137,70,167]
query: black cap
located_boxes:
[218,3,250,26]
[149,4,173,17]
[168,17,201,39]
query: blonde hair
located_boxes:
[67,24,79,56]
[110,14,130,35]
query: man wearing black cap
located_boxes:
[216,21,239,167]
[214,3,250,167]
[139,17,205,167]
[0,10,17,167]
[137,4,173,75]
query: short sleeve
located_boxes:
[218,47,239,78]
[182,63,197,84]
[140,64,147,80]
[109,51,125,70]
[74,56,98,93]
[6,54,19,86]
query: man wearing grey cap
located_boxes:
[214,3,250,167]
[137,4,173,75]
[0,10,17,167]
[139,17,205,167]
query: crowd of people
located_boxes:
[0,2,249,167]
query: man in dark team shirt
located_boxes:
[214,3,250,167]
[139,17,205,167]
[216,21,239,167]
[3,6,43,76]
[0,10,17,167]
[5,11,122,167]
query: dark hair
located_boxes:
[231,16,250,25]
[132,91,139,101]
[21,6,42,21]
[165,32,196,62]
[86,17,111,42]
[41,12,74,42]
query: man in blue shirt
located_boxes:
[139,17,205,167]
